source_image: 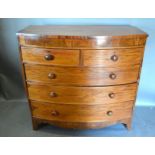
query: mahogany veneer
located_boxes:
[17,25,148,130]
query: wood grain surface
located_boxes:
[31,100,134,123]
[27,82,137,105]
[21,47,80,66]
[25,64,140,86]
[83,48,144,67]
[17,25,147,37]
[18,36,147,49]
[32,117,132,129]
[17,25,148,130]
[17,25,148,48]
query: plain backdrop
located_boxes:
[0,18,155,106]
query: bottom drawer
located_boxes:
[31,100,134,123]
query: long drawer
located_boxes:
[31,100,134,123]
[27,83,137,105]
[83,48,144,67]
[21,47,80,66]
[25,64,140,86]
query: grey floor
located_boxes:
[0,100,155,137]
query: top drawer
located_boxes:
[83,48,144,67]
[21,47,80,66]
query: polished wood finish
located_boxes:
[31,100,133,122]
[18,35,147,49]
[83,48,144,67]
[17,25,147,37]
[25,64,140,86]
[17,25,147,49]
[31,117,132,130]
[27,82,137,105]
[17,25,148,130]
[21,47,80,66]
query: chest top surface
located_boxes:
[17,25,148,48]
[17,25,147,38]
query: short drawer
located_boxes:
[31,100,134,123]
[25,64,140,86]
[21,47,80,66]
[83,48,144,67]
[27,83,137,105]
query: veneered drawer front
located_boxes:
[27,83,137,105]
[83,48,144,67]
[25,64,140,86]
[31,100,134,123]
[21,47,80,66]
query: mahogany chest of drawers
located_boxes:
[17,25,148,130]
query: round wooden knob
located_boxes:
[50,92,57,97]
[44,54,55,60]
[107,111,113,116]
[109,73,117,79]
[111,55,118,61]
[48,73,56,79]
[51,110,59,116]
[109,93,115,98]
